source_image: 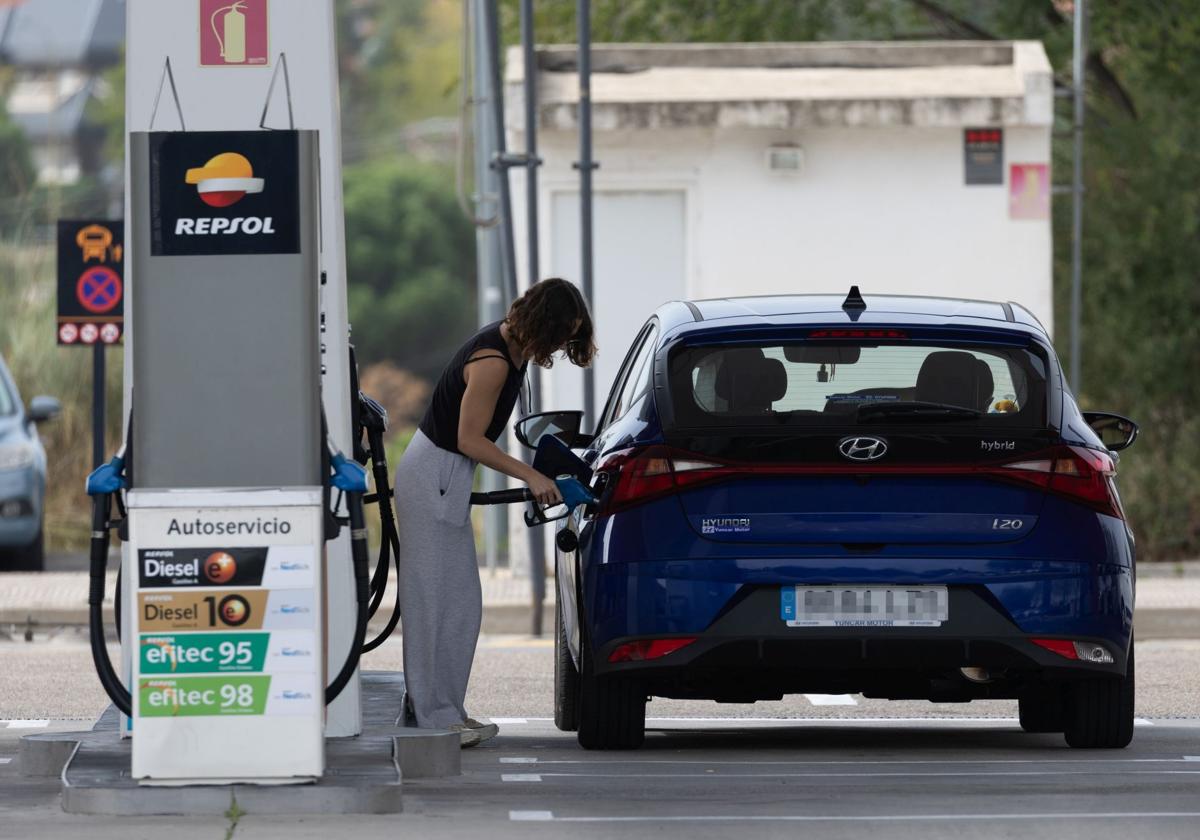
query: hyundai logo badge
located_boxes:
[838,435,888,461]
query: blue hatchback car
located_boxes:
[523,291,1139,751]
[0,354,60,570]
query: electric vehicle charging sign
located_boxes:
[56,220,124,345]
[149,130,300,257]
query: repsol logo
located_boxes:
[173,217,277,236]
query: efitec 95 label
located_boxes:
[138,675,270,717]
[139,632,269,674]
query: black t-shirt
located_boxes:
[418,321,527,455]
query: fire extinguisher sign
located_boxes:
[199,0,269,68]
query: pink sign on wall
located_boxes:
[200,0,269,67]
[1009,163,1050,220]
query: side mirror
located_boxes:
[1082,411,1138,452]
[514,410,588,450]
[26,395,61,424]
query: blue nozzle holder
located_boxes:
[86,456,127,496]
[330,451,369,493]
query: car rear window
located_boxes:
[668,339,1047,428]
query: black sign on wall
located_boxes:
[964,128,1004,186]
[149,130,301,257]
[57,220,124,346]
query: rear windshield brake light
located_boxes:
[807,328,908,339]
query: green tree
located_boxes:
[343,157,476,382]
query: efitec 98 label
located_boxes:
[138,675,270,717]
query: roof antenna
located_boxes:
[842,285,866,321]
[843,286,866,310]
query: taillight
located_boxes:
[1002,445,1123,519]
[594,446,725,516]
[608,637,697,663]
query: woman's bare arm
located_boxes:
[456,355,562,504]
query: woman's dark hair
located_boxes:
[506,278,596,368]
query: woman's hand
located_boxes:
[527,472,563,506]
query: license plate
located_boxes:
[781,586,948,627]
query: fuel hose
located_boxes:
[325,488,370,704]
[88,492,131,717]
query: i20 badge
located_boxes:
[838,435,888,462]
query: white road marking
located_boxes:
[510,811,1200,824]
[527,769,1200,780]
[804,694,858,706]
[490,718,529,725]
[4,720,48,729]
[0,758,12,765]
[500,757,538,764]
[517,757,1195,767]
[1136,718,1155,726]
[509,811,554,821]
[501,773,543,782]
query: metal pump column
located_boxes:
[124,0,362,738]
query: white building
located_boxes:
[505,41,1055,415]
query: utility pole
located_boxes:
[519,0,547,635]
[575,0,597,429]
[1069,0,1086,391]
[471,0,506,572]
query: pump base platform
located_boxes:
[21,672,460,815]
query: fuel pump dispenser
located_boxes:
[79,127,381,785]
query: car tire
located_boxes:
[1063,640,1135,749]
[1018,686,1065,733]
[7,528,45,572]
[577,632,646,750]
[554,596,580,732]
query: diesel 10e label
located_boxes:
[139,589,315,632]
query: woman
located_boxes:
[394,278,595,746]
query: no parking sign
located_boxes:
[57,220,124,345]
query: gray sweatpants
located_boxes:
[394,429,482,729]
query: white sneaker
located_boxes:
[448,723,483,748]
[464,717,499,743]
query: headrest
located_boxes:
[714,349,788,411]
[974,359,995,411]
[915,351,991,411]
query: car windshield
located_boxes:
[668,339,1047,429]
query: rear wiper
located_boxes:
[855,401,982,422]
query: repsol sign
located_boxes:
[148,130,300,257]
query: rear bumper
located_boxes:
[583,561,1134,691]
